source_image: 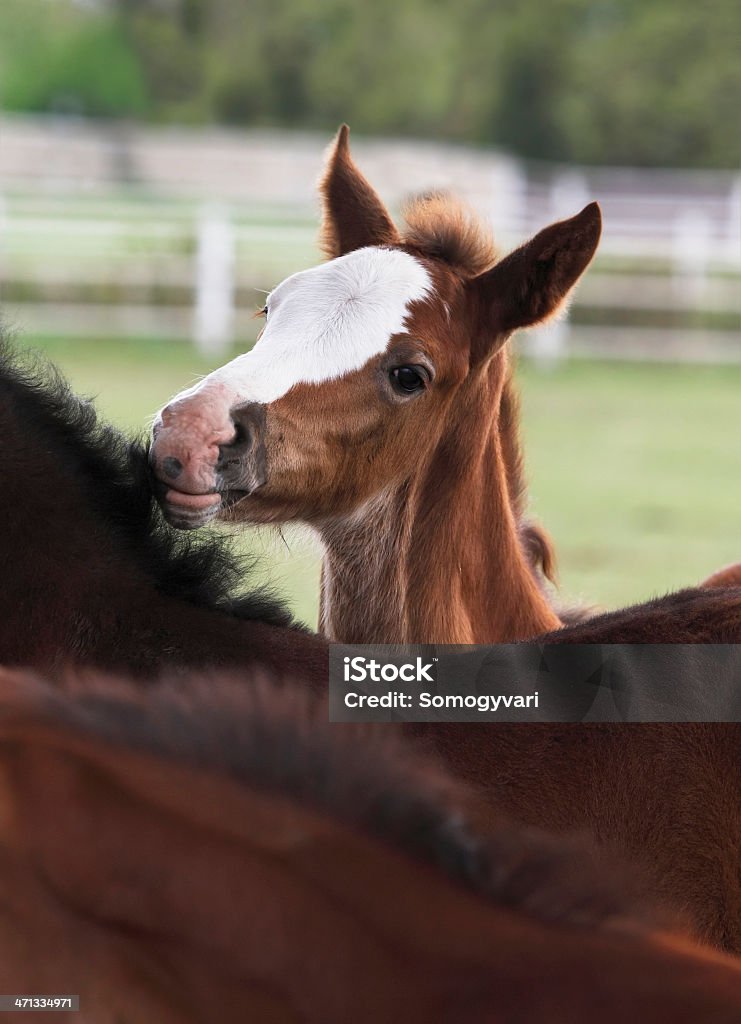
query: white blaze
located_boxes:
[169,247,431,409]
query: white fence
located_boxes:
[0,115,739,363]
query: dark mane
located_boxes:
[402,191,499,278]
[0,340,293,628]
[39,670,651,931]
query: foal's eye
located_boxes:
[260,305,268,320]
[390,365,427,394]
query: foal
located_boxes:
[150,125,601,643]
[151,127,738,643]
[2,666,740,1024]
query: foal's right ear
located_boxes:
[468,203,602,351]
[319,125,400,258]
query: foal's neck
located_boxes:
[318,361,561,644]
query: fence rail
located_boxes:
[0,115,738,362]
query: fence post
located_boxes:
[672,209,711,304]
[488,157,528,241]
[549,169,590,220]
[0,193,6,301]
[194,203,235,355]
[727,176,741,268]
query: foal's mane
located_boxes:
[0,339,292,627]
[499,370,558,584]
[38,670,650,931]
[402,194,558,585]
[402,191,499,278]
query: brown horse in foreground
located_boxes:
[1,666,740,1024]
[150,125,739,646]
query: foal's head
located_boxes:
[151,126,600,529]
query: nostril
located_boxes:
[162,456,184,480]
[232,420,248,446]
[216,420,250,470]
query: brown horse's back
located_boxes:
[702,563,741,589]
[405,593,741,951]
[410,720,740,950]
[544,585,741,643]
[1,667,740,1023]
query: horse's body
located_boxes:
[543,585,741,642]
[407,597,741,950]
[409,715,741,950]
[0,347,326,684]
[2,666,740,1024]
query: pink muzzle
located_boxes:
[150,385,237,508]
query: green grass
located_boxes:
[517,359,740,608]
[17,335,741,627]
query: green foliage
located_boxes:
[0,0,149,118]
[554,0,741,166]
[1,0,739,167]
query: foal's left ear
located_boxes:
[319,124,401,258]
[468,203,601,351]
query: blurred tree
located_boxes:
[558,0,741,166]
[0,0,149,118]
[115,0,205,120]
[453,0,740,167]
[1,0,738,168]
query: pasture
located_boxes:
[16,332,739,629]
